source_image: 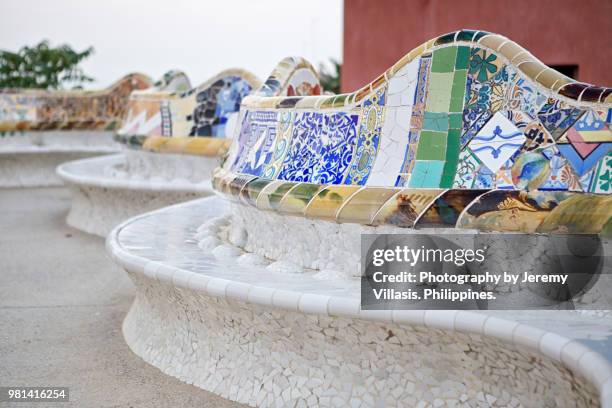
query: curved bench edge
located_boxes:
[56,154,214,193]
[106,206,612,400]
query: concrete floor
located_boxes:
[0,187,244,407]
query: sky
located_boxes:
[0,0,343,88]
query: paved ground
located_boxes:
[0,187,243,407]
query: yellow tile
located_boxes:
[305,185,361,221]
[477,34,507,51]
[497,41,524,62]
[519,61,547,82]
[371,74,386,91]
[256,181,295,211]
[278,183,324,215]
[371,189,442,227]
[510,52,535,65]
[337,187,397,224]
[354,86,371,103]
[535,68,565,90]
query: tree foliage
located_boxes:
[0,41,94,89]
[319,58,341,94]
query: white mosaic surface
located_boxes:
[111,150,220,184]
[366,59,419,187]
[0,130,118,151]
[108,197,612,407]
[57,153,215,236]
[0,131,119,187]
[225,201,612,309]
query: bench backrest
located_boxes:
[0,73,152,132]
[214,30,612,235]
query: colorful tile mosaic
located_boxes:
[275,111,359,184]
[114,69,262,156]
[588,152,612,193]
[374,57,423,187]
[0,73,152,132]
[344,86,386,185]
[231,110,278,177]
[212,30,612,234]
[188,75,253,137]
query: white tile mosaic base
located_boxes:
[107,197,612,408]
[57,152,217,236]
[226,203,612,309]
[0,131,119,187]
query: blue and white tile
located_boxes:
[311,112,359,184]
[468,111,525,173]
[277,111,358,183]
[231,110,278,177]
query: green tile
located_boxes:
[455,46,470,70]
[416,131,447,161]
[440,168,457,188]
[440,165,459,188]
[449,113,462,129]
[409,161,444,188]
[425,72,453,112]
[422,112,449,132]
[431,46,458,73]
[434,32,457,46]
[423,161,445,187]
[449,70,467,112]
[440,129,461,188]
[446,129,461,158]
[408,161,428,187]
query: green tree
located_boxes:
[319,58,341,94]
[0,41,94,89]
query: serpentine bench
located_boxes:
[213,29,612,277]
[58,63,321,236]
[0,73,152,187]
[108,31,612,407]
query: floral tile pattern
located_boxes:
[344,86,386,185]
[277,111,359,184]
[537,148,578,191]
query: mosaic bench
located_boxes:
[59,63,320,236]
[107,196,612,408]
[106,31,612,407]
[0,73,152,187]
[213,29,612,277]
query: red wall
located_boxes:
[342,0,612,92]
